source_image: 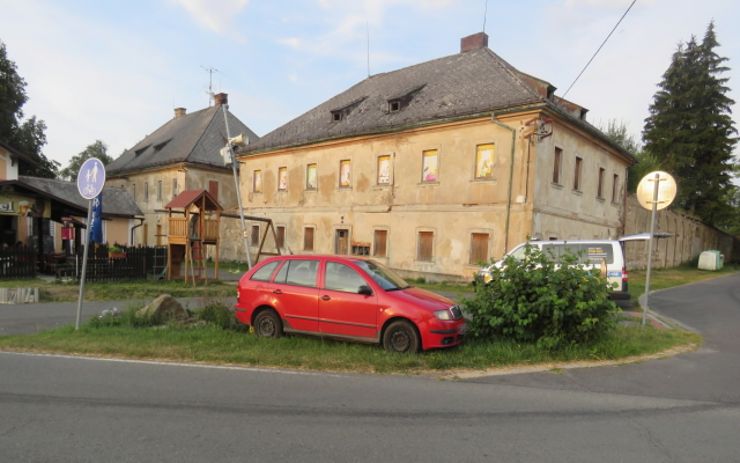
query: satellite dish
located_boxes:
[636,171,677,211]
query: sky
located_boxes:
[1,0,739,171]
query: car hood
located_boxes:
[388,286,455,311]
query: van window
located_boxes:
[507,245,527,260]
[558,244,614,264]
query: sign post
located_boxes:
[75,158,106,330]
[636,171,677,326]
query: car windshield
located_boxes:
[354,259,410,291]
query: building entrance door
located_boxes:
[335,228,349,255]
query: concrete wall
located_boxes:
[623,195,738,269]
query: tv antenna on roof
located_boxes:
[201,66,220,105]
[482,0,489,33]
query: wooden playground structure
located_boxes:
[165,189,222,285]
[163,189,284,285]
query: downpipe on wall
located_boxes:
[490,113,517,254]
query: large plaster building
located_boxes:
[237,33,635,280]
[106,93,258,259]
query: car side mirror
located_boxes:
[358,285,373,296]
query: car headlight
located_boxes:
[434,309,453,320]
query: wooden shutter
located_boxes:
[469,233,489,264]
[373,230,387,257]
[417,231,433,261]
[208,180,219,200]
[251,225,259,245]
[276,226,285,248]
[304,227,314,251]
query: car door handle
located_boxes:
[273,289,283,294]
[321,295,331,301]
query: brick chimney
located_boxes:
[460,32,489,53]
[174,107,187,118]
[213,92,228,107]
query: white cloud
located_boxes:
[170,0,249,40]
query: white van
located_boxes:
[475,239,630,300]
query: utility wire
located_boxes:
[562,0,637,98]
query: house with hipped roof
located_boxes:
[106,93,258,260]
[237,32,635,280]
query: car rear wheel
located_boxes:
[254,309,283,338]
[382,320,420,353]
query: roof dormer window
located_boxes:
[385,84,426,114]
[330,97,367,123]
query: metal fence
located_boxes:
[0,245,37,279]
[78,245,165,282]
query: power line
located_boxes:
[562,0,637,98]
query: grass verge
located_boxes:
[628,264,739,299]
[0,321,699,375]
[0,278,236,302]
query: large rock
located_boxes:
[137,294,187,324]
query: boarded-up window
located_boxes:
[469,233,489,264]
[209,180,219,200]
[597,167,605,198]
[172,178,178,198]
[339,160,351,188]
[421,149,438,183]
[306,163,318,190]
[573,157,583,191]
[276,226,285,248]
[553,147,562,184]
[303,227,314,251]
[373,230,388,257]
[278,167,287,191]
[251,225,260,245]
[377,155,391,185]
[612,174,619,203]
[157,180,162,201]
[417,231,434,262]
[253,170,262,193]
[475,143,495,179]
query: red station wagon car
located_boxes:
[234,255,465,353]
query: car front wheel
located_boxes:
[253,309,283,338]
[382,320,420,353]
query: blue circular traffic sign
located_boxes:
[76,157,106,200]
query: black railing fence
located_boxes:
[0,245,37,279]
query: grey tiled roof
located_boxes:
[107,106,259,176]
[18,176,142,217]
[241,47,634,163]
[243,47,546,154]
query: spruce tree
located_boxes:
[642,22,737,225]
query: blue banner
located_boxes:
[90,193,103,244]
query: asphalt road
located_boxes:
[1,273,739,462]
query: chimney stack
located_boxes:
[213,92,228,107]
[460,32,489,53]
[174,107,187,118]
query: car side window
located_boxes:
[250,261,280,282]
[324,262,367,293]
[278,259,319,287]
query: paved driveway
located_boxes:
[464,272,740,403]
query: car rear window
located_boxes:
[250,261,280,282]
[274,259,319,287]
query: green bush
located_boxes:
[196,302,245,331]
[464,246,618,349]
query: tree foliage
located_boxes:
[642,22,738,226]
[0,40,58,178]
[464,247,618,349]
[60,140,113,180]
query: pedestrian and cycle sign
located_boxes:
[76,157,106,200]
